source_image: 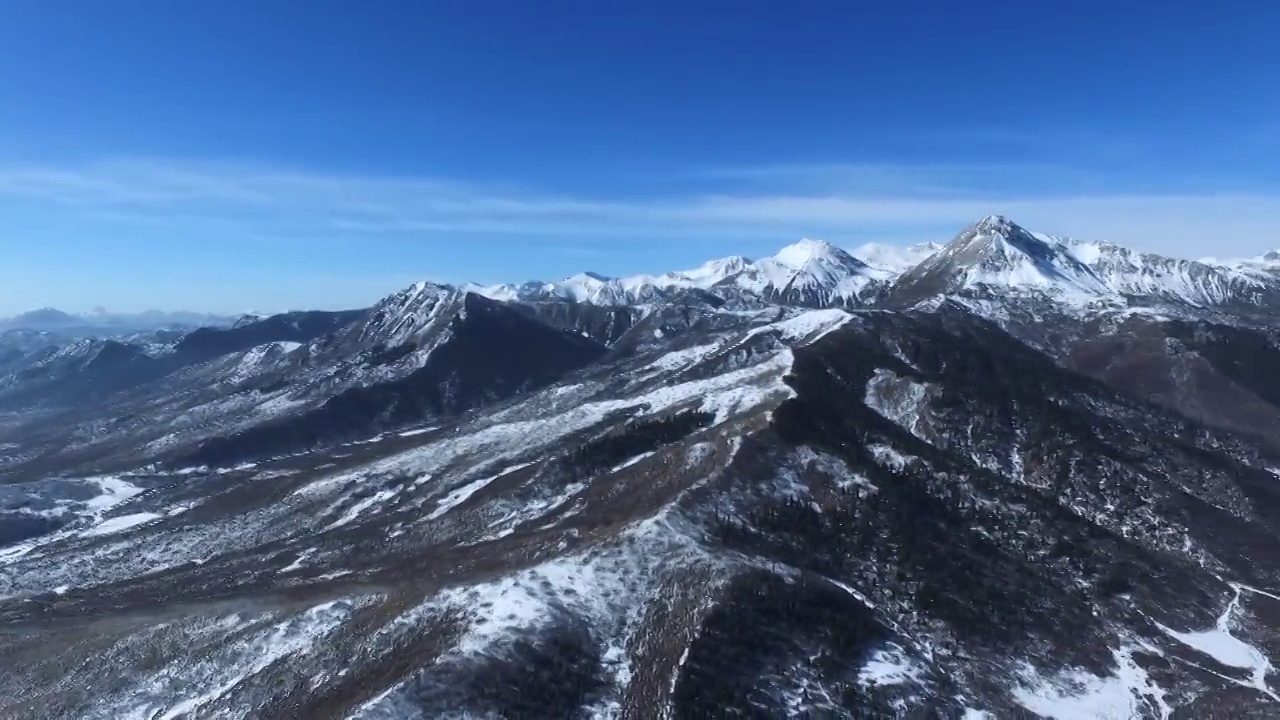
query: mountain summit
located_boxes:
[726,238,878,307]
[888,215,1109,306]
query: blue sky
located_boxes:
[1,1,1277,314]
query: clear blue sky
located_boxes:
[1,0,1277,313]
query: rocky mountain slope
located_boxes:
[4,216,1280,719]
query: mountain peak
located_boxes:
[4,308,79,329]
[668,255,751,287]
[694,255,752,273]
[407,280,457,296]
[567,271,612,283]
[948,215,1048,260]
[889,216,1108,305]
[773,238,851,268]
[969,214,1022,235]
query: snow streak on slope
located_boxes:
[82,511,163,536]
[425,461,537,520]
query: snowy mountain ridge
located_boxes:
[466,238,882,307]
[450,215,1280,317]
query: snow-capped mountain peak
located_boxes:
[950,215,1062,262]
[771,238,857,269]
[850,241,943,276]
[889,215,1110,305]
[351,280,462,348]
[721,238,879,307]
[666,255,752,287]
[544,272,615,303]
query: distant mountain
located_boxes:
[0,307,238,336]
[1064,238,1280,309]
[849,240,943,275]
[471,239,887,308]
[3,308,81,328]
[470,255,753,306]
[721,238,882,307]
[174,309,365,364]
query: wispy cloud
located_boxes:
[0,158,1278,256]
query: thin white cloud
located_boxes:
[0,158,1277,256]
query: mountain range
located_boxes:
[0,307,239,337]
[463,215,1280,313]
[4,216,1280,719]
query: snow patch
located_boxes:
[1013,643,1171,720]
[867,443,918,470]
[356,518,708,718]
[279,548,317,574]
[859,643,926,686]
[82,512,162,537]
[82,476,146,511]
[793,446,875,492]
[864,368,932,439]
[325,489,399,530]
[1157,583,1278,699]
[0,476,148,564]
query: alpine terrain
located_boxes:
[6,216,1280,719]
